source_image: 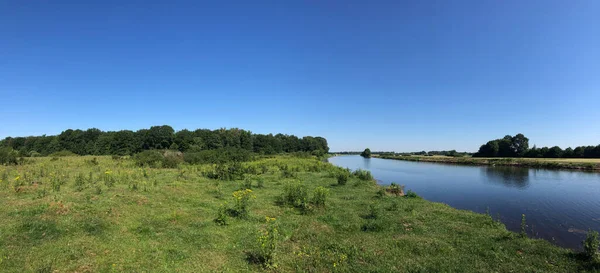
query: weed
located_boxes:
[583,229,599,260]
[232,189,255,218]
[249,216,279,268]
[405,190,421,199]
[311,186,329,207]
[214,203,229,226]
[520,214,527,238]
[336,172,348,186]
[352,169,373,181]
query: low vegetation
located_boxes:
[377,154,600,171]
[0,155,598,272]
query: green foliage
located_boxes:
[280,182,308,208]
[184,147,252,164]
[352,169,373,181]
[162,150,183,168]
[311,186,329,207]
[360,148,372,158]
[336,172,349,186]
[133,150,164,168]
[231,189,255,218]
[520,214,527,238]
[249,217,279,268]
[583,229,599,260]
[405,190,421,199]
[214,203,229,226]
[48,150,77,157]
[388,183,405,196]
[0,147,18,165]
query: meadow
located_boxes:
[0,155,598,272]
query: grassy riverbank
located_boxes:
[0,155,598,272]
[375,154,600,171]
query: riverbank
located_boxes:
[0,156,598,272]
[374,154,600,171]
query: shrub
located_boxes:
[242,178,253,189]
[352,169,373,181]
[336,172,349,186]
[583,229,599,260]
[184,148,252,164]
[162,150,183,168]
[280,182,308,208]
[232,189,255,218]
[405,190,421,199]
[214,203,229,226]
[311,186,329,207]
[251,217,279,268]
[520,214,527,238]
[0,147,18,165]
[48,150,77,157]
[134,150,164,168]
[387,183,405,196]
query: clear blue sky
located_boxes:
[1,1,599,152]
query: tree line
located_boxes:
[473,133,600,158]
[0,125,329,157]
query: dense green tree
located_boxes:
[511,134,529,157]
[0,126,329,157]
[546,146,563,158]
[361,148,372,158]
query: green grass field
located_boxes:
[0,156,598,272]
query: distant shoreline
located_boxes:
[369,154,600,172]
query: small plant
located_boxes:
[232,189,255,218]
[256,178,265,188]
[311,186,329,207]
[214,203,229,226]
[280,182,308,208]
[376,187,387,198]
[252,216,279,268]
[365,204,380,219]
[74,173,86,192]
[520,214,527,238]
[352,169,373,181]
[336,172,349,186]
[405,190,420,199]
[583,229,599,260]
[387,183,405,196]
[243,178,253,189]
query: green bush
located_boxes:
[280,182,309,208]
[134,150,164,168]
[311,186,329,207]
[231,189,255,218]
[48,150,77,157]
[583,229,599,260]
[388,183,404,196]
[0,147,18,165]
[162,150,183,168]
[352,169,373,181]
[336,172,349,186]
[405,190,421,199]
[214,203,229,226]
[184,148,252,164]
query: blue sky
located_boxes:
[1,1,599,152]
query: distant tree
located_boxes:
[563,147,574,158]
[511,134,529,157]
[546,146,564,158]
[361,148,372,158]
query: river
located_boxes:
[328,155,600,250]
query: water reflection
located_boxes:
[482,166,530,189]
[362,157,371,169]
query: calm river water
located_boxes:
[328,155,600,250]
